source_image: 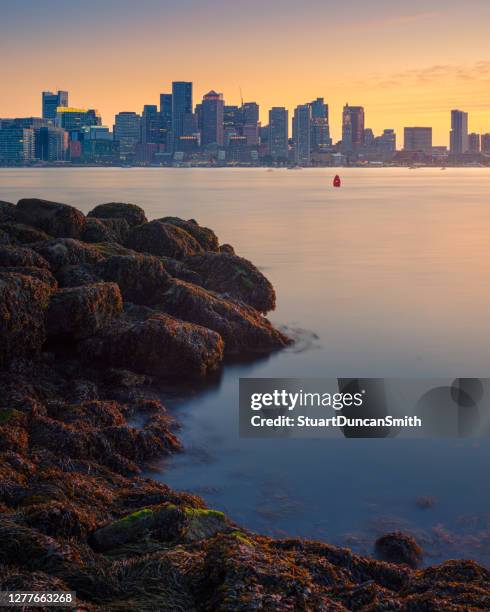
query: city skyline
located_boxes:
[1,0,490,144]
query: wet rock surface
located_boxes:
[0,199,488,610]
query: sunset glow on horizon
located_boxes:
[2,0,490,145]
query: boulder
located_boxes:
[0,245,50,269]
[158,279,289,355]
[80,218,120,244]
[32,238,105,271]
[0,229,10,245]
[47,283,123,340]
[99,217,130,242]
[0,272,52,365]
[88,202,147,227]
[159,217,219,252]
[80,310,224,380]
[375,532,423,569]
[96,254,171,305]
[0,222,51,245]
[55,264,101,288]
[186,252,276,313]
[126,220,204,259]
[1,267,57,289]
[15,198,85,238]
[0,201,16,223]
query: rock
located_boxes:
[99,217,130,242]
[88,202,147,227]
[80,218,120,243]
[186,252,276,313]
[80,310,224,380]
[375,532,423,569]
[0,267,57,289]
[0,201,16,223]
[159,217,219,252]
[32,238,105,271]
[91,504,229,552]
[55,264,101,288]
[0,229,10,245]
[0,245,50,269]
[158,279,289,355]
[219,243,235,255]
[126,220,204,259]
[0,222,51,245]
[47,283,123,340]
[96,254,171,305]
[0,272,52,366]
[15,198,85,238]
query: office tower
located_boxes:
[403,127,433,153]
[201,91,224,146]
[378,129,396,152]
[342,104,365,151]
[468,133,480,153]
[363,129,375,146]
[56,107,101,133]
[171,82,193,140]
[242,102,259,126]
[114,111,141,160]
[37,126,68,161]
[309,98,331,150]
[450,110,468,154]
[159,93,172,145]
[292,104,311,165]
[42,90,68,120]
[481,134,490,153]
[0,126,35,163]
[141,105,160,144]
[268,107,288,160]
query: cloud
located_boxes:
[347,11,439,32]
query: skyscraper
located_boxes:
[201,91,224,147]
[292,104,311,165]
[468,133,480,154]
[404,127,432,153]
[42,90,68,121]
[450,110,468,154]
[342,104,364,151]
[141,105,160,144]
[309,98,331,150]
[56,107,101,133]
[171,82,193,140]
[481,133,490,154]
[159,93,172,146]
[114,112,141,160]
[268,107,288,161]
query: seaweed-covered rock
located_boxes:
[159,217,219,252]
[88,202,147,227]
[0,245,50,269]
[0,272,52,365]
[99,217,130,242]
[55,264,101,288]
[32,238,105,271]
[186,252,276,312]
[0,222,51,245]
[0,266,57,289]
[15,198,86,239]
[47,283,123,340]
[81,218,120,244]
[0,201,15,223]
[96,254,171,305]
[375,532,423,569]
[159,279,289,355]
[80,311,224,380]
[127,220,204,259]
[0,229,10,245]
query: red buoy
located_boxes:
[333,175,341,188]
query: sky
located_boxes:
[1,0,490,145]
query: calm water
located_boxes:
[2,167,490,566]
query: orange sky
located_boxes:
[1,1,490,146]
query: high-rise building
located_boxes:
[342,105,365,151]
[56,107,101,133]
[404,127,432,153]
[114,112,141,160]
[242,102,259,126]
[159,93,172,146]
[292,104,311,165]
[0,126,35,163]
[450,110,468,154]
[171,82,193,141]
[141,105,160,144]
[481,133,490,153]
[37,126,68,161]
[42,90,68,121]
[201,91,224,147]
[309,98,331,150]
[268,107,288,161]
[468,133,480,154]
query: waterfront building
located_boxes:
[114,111,141,160]
[450,110,469,154]
[268,107,288,161]
[342,104,365,151]
[42,90,68,120]
[141,105,160,144]
[201,91,224,147]
[292,104,311,165]
[481,133,490,153]
[171,82,193,141]
[404,127,432,153]
[468,132,480,153]
[0,126,35,163]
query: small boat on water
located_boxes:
[333,175,341,188]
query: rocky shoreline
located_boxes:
[0,198,489,610]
